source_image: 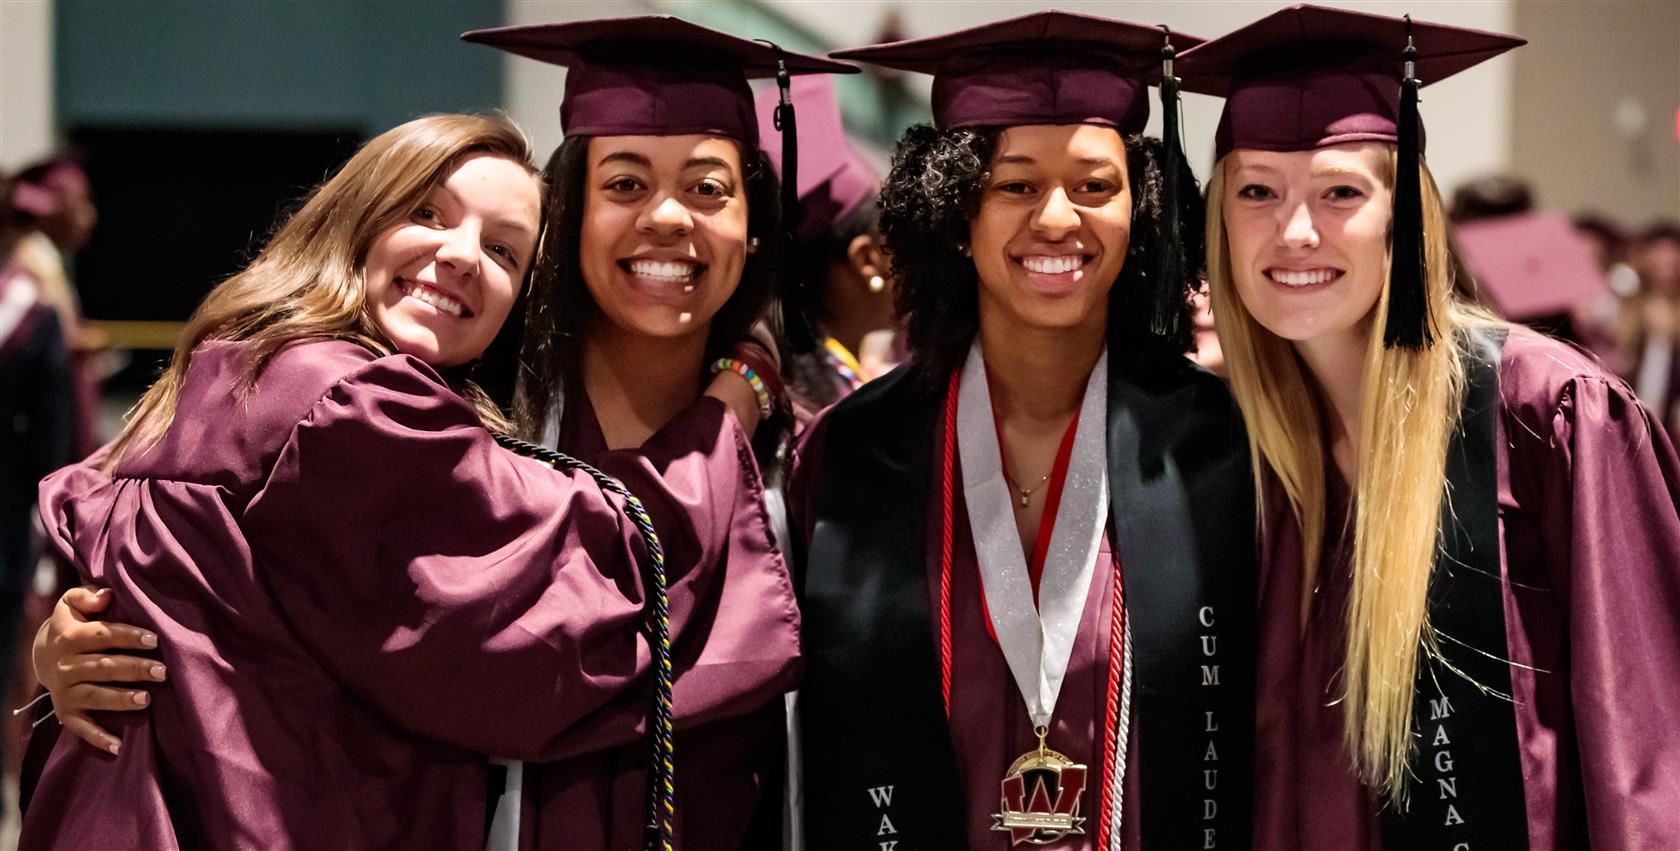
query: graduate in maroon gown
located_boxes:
[457,20,853,850]
[19,113,799,850]
[1181,6,1680,848]
[753,76,892,416]
[791,13,1258,849]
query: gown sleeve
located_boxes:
[241,355,767,762]
[522,397,802,759]
[1540,373,1680,849]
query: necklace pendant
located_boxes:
[990,729,1088,846]
[1019,492,1030,508]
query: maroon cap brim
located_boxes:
[1178,4,1523,158]
[464,16,857,145]
[831,10,1203,132]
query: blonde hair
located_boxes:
[107,114,537,469]
[1207,149,1496,802]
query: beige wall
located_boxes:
[0,0,55,171]
[1512,0,1680,225]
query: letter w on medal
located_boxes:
[991,727,1089,845]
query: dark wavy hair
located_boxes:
[791,195,881,318]
[510,135,783,439]
[880,124,1204,381]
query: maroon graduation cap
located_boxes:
[462,16,855,147]
[1454,212,1609,322]
[831,10,1206,342]
[830,10,1202,132]
[1179,5,1525,349]
[754,76,880,242]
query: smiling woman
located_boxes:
[364,152,540,368]
[791,11,1258,850]
[972,125,1136,339]
[454,17,857,851]
[579,137,752,348]
[1219,144,1394,352]
[879,122,1196,384]
[1185,6,1680,848]
[517,129,783,453]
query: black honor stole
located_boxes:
[797,349,1257,850]
[1381,328,1529,849]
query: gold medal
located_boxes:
[991,725,1089,846]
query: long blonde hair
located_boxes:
[1207,150,1492,802]
[108,114,537,468]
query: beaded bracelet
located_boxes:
[711,357,774,419]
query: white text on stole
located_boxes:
[867,784,898,850]
[1199,605,1221,851]
[1429,694,1470,847]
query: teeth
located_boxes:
[630,259,696,282]
[404,281,464,317]
[1270,268,1337,287]
[1022,255,1083,274]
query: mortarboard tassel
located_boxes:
[1386,17,1433,349]
[767,45,817,352]
[1152,26,1188,344]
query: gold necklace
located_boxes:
[1004,470,1051,508]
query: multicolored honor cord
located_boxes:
[493,434,677,851]
[822,337,865,391]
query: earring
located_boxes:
[746,236,761,254]
[867,274,885,293]
[957,242,971,257]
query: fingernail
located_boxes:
[95,588,110,598]
[141,633,158,648]
[131,692,148,706]
[107,741,120,755]
[149,664,166,680]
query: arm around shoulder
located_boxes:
[242,355,671,761]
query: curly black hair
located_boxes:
[880,124,1205,382]
[510,136,783,439]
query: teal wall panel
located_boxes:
[57,0,503,134]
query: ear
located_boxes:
[846,233,885,282]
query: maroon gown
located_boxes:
[516,392,798,851]
[20,338,799,850]
[1254,328,1680,851]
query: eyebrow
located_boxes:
[597,151,652,169]
[490,217,538,242]
[595,151,737,172]
[993,154,1121,169]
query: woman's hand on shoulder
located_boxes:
[33,586,166,754]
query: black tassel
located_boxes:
[767,46,816,352]
[1152,26,1188,345]
[1386,18,1433,349]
